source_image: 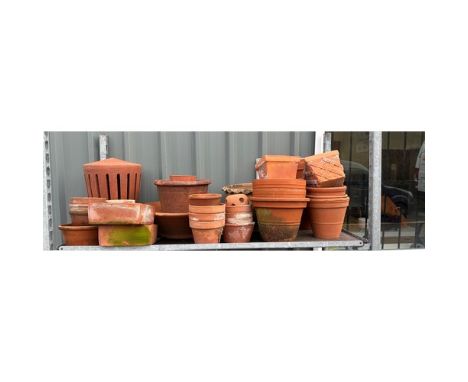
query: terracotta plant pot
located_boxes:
[226,204,252,213]
[189,219,225,244]
[304,151,345,187]
[189,212,225,222]
[252,178,306,188]
[83,157,142,200]
[155,211,192,239]
[188,204,225,214]
[255,155,301,179]
[170,175,197,181]
[223,222,255,243]
[252,187,306,198]
[307,197,350,239]
[251,197,309,242]
[88,201,155,225]
[225,212,253,224]
[154,177,211,213]
[306,186,347,196]
[189,193,222,206]
[69,197,107,225]
[98,224,157,246]
[225,193,250,207]
[59,224,99,246]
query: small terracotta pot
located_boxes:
[69,197,107,225]
[226,212,253,224]
[98,224,157,246]
[189,204,225,214]
[223,222,255,243]
[154,177,211,213]
[307,186,347,196]
[255,155,301,179]
[189,219,225,229]
[308,197,350,239]
[252,178,306,188]
[155,211,192,239]
[225,194,250,207]
[251,197,309,242]
[191,227,224,244]
[189,193,222,206]
[59,224,99,246]
[189,212,225,222]
[170,175,197,181]
[226,204,252,213]
[252,187,306,198]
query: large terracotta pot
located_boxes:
[155,211,192,239]
[98,224,157,246]
[189,193,222,206]
[59,224,99,246]
[189,219,225,244]
[83,157,142,200]
[255,155,301,179]
[223,222,255,243]
[252,178,306,188]
[154,177,211,213]
[251,197,309,242]
[307,197,350,239]
[252,187,306,198]
[69,197,107,225]
[307,186,347,197]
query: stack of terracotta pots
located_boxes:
[304,151,349,239]
[223,194,254,243]
[88,200,157,246]
[59,197,106,245]
[188,193,225,243]
[153,175,211,239]
[251,155,309,242]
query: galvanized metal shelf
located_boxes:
[59,230,365,251]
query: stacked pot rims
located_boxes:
[153,175,211,239]
[251,155,309,242]
[189,193,225,243]
[59,197,106,246]
[223,194,255,243]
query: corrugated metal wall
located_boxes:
[48,131,315,249]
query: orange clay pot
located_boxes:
[250,197,309,242]
[189,219,225,244]
[306,186,347,197]
[252,178,306,188]
[255,155,301,179]
[189,193,222,206]
[223,222,255,243]
[252,187,306,198]
[69,197,107,225]
[226,212,253,224]
[170,175,197,181]
[189,212,225,222]
[59,224,99,246]
[226,204,252,213]
[189,204,225,214]
[225,194,250,207]
[307,197,350,239]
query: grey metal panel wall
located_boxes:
[48,131,315,249]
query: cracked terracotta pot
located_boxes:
[251,197,309,242]
[59,224,99,246]
[306,186,347,197]
[154,177,211,213]
[88,201,154,225]
[189,193,222,206]
[223,222,255,243]
[69,197,106,225]
[307,197,350,239]
[255,155,301,179]
[225,194,250,207]
[189,219,225,244]
[98,224,157,246]
[83,157,142,200]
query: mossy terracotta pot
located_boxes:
[59,224,99,246]
[223,222,255,243]
[307,197,350,239]
[154,177,211,213]
[255,155,301,179]
[69,197,107,225]
[98,224,157,246]
[251,197,309,242]
[189,219,225,244]
[83,157,142,200]
[188,204,225,214]
[189,193,222,206]
[155,211,192,239]
[225,194,250,207]
[307,186,347,196]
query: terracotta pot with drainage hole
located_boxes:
[225,194,250,207]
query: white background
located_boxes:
[1,1,467,381]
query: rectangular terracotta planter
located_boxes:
[98,224,157,246]
[304,151,345,187]
[88,201,155,225]
[255,155,301,179]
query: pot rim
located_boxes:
[155,211,189,217]
[189,204,225,213]
[250,197,310,202]
[224,222,255,227]
[154,179,211,186]
[59,224,97,231]
[253,179,306,186]
[189,193,222,200]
